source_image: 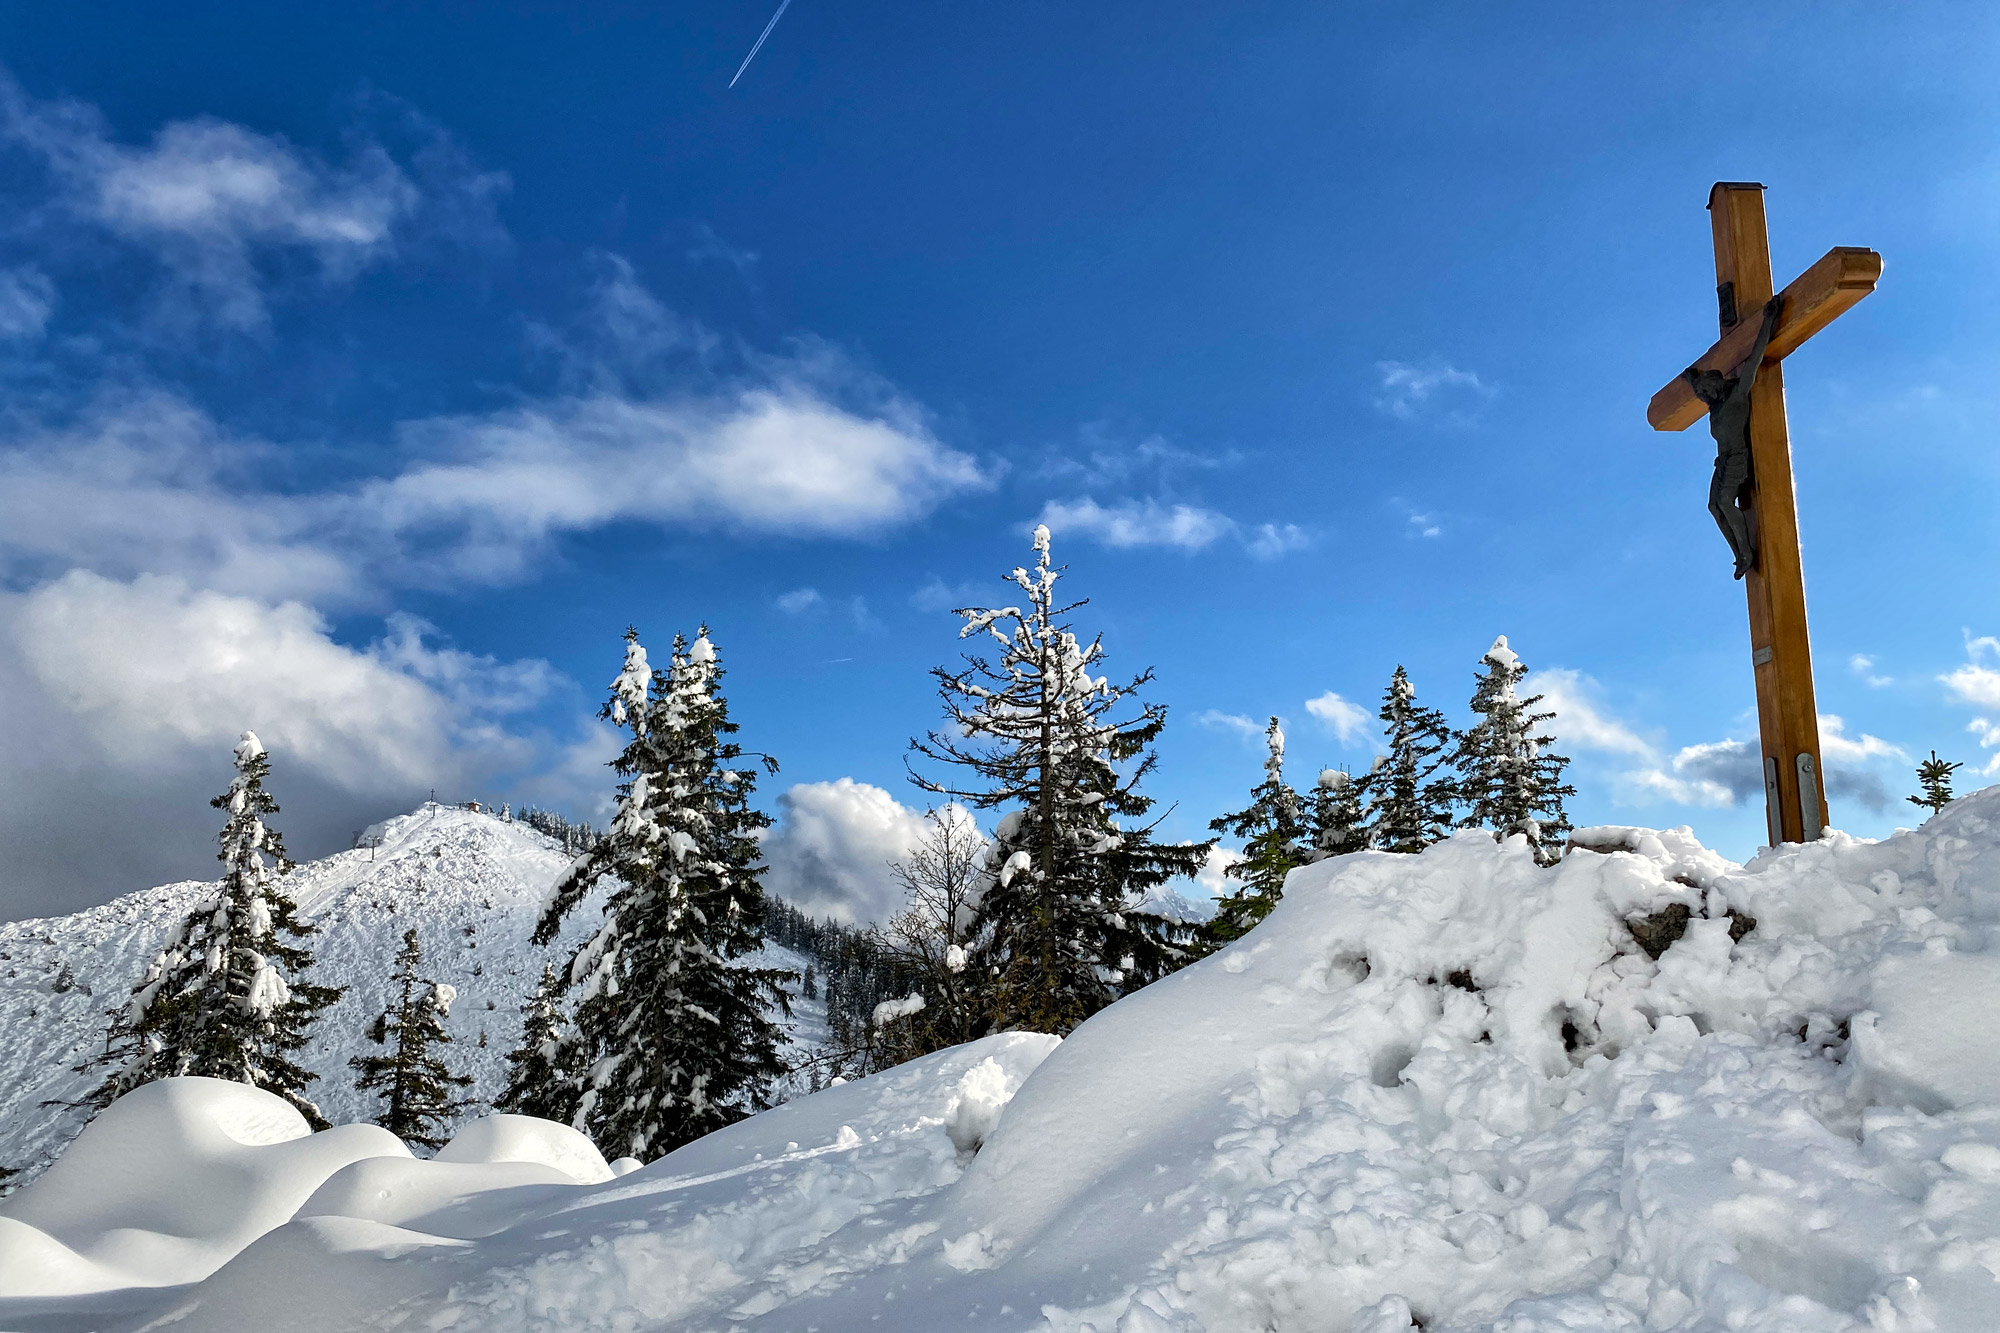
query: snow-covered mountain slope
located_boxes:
[0,805,825,1184]
[7,795,2000,1331]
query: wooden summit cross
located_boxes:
[1648,182,1880,846]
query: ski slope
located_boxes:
[5,794,2000,1330]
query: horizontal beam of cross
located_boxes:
[1647,245,1882,431]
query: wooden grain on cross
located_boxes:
[1649,183,1880,846]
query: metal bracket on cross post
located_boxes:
[1795,754,1824,842]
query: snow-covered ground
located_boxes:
[0,805,826,1185]
[6,794,2000,1331]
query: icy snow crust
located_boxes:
[7,796,2000,1329]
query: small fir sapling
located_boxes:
[533,627,792,1161]
[1908,751,1963,816]
[1362,666,1456,854]
[349,929,474,1152]
[1452,635,1576,862]
[496,962,577,1124]
[84,733,341,1124]
[909,526,1210,1037]
[1205,718,1310,944]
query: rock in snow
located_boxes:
[4,795,2000,1329]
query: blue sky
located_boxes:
[2,2,1997,920]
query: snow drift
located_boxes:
[6,795,2000,1331]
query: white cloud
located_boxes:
[1374,360,1494,422]
[0,73,507,329]
[0,265,54,339]
[1036,497,1308,559]
[1941,634,2000,776]
[1461,666,1907,818]
[1037,497,1234,551]
[1037,426,1241,488]
[1626,739,1759,808]
[841,595,877,630]
[1305,691,1371,746]
[759,778,940,925]
[1530,669,1752,809]
[526,252,715,388]
[1528,669,1655,758]
[1193,844,1243,898]
[1849,653,1893,688]
[0,394,354,603]
[92,120,411,253]
[1817,714,1906,766]
[1197,709,1263,741]
[0,374,987,602]
[1814,714,1903,812]
[0,571,574,916]
[1405,508,1442,540]
[775,587,822,614]
[1618,713,1903,815]
[1969,718,2000,777]
[373,387,987,581]
[1936,635,2000,779]
[1246,522,1311,560]
[13,571,545,786]
[1942,653,2000,710]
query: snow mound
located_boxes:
[9,796,2000,1331]
[0,1032,1058,1327]
[955,806,2000,1333]
[944,1055,1027,1155]
[435,1112,615,1184]
[0,1078,407,1295]
[293,1156,581,1241]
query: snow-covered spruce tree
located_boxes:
[350,929,474,1152]
[85,733,341,1123]
[1205,718,1309,945]
[1305,767,1369,861]
[910,525,1210,1036]
[1362,666,1456,854]
[532,628,792,1161]
[1452,635,1576,862]
[496,963,578,1123]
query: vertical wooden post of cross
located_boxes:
[1707,182,1828,845]
[1650,186,1878,844]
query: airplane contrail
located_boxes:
[729,0,795,88]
